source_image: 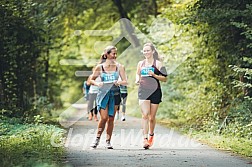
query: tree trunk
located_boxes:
[152,0,158,17]
[113,0,140,47]
[44,48,49,97]
[0,79,3,108]
[0,56,4,108]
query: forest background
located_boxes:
[0,0,251,166]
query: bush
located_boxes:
[0,117,66,167]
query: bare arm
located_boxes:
[135,61,142,84]
[86,75,92,85]
[117,65,127,86]
[90,65,103,87]
[151,73,167,82]
[148,61,167,82]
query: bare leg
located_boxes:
[88,93,96,120]
[121,95,127,115]
[96,107,108,138]
[149,103,159,135]
[106,106,117,140]
[139,100,151,139]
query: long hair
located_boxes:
[99,45,117,64]
[143,43,159,60]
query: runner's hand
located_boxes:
[97,82,104,87]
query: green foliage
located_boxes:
[220,99,252,139]
[190,131,252,157]
[1,0,251,159]
[149,0,252,155]
[0,117,66,167]
[0,0,41,115]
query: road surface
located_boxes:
[63,106,251,167]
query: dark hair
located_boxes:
[99,45,117,64]
[99,54,107,64]
[143,43,159,60]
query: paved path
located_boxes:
[63,107,251,167]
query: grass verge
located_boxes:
[158,119,252,158]
[190,132,252,157]
[0,117,67,167]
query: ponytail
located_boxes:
[99,45,117,64]
[143,43,159,60]
[99,54,106,64]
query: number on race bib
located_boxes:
[141,67,154,77]
[103,73,116,83]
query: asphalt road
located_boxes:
[63,105,251,167]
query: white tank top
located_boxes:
[89,77,101,94]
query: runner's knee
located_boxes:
[108,116,114,122]
[100,116,108,122]
[149,117,155,123]
[142,114,148,120]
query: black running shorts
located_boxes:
[138,88,162,104]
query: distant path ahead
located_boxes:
[64,108,251,167]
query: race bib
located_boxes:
[103,73,116,83]
[141,67,154,77]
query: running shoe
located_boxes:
[105,140,113,149]
[143,138,149,149]
[148,135,154,147]
[90,137,100,148]
[121,115,126,121]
